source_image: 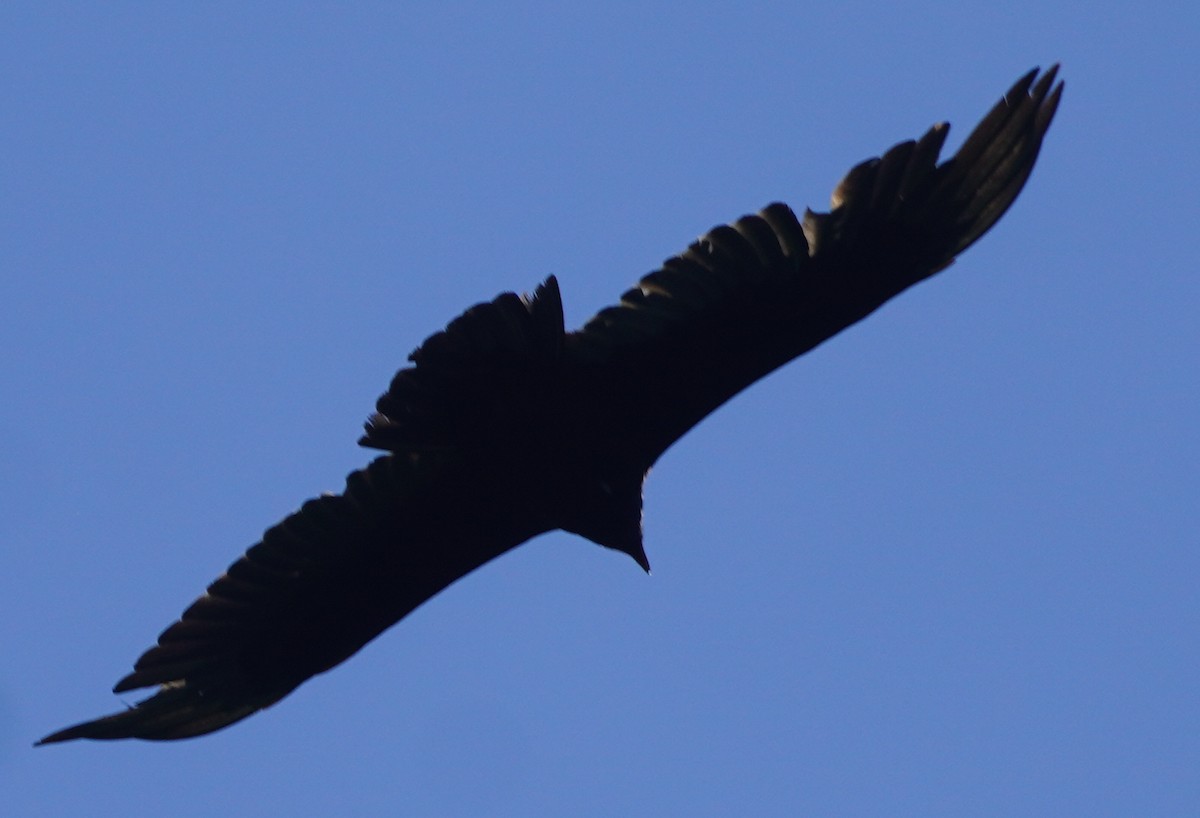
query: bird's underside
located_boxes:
[39,66,1062,745]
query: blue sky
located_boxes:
[3,3,1196,816]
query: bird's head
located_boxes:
[559,472,650,573]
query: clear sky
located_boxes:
[3,3,1196,816]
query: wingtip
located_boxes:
[36,680,276,744]
[1005,66,1040,103]
[1004,64,1062,109]
[35,722,94,747]
[1037,67,1066,131]
[35,712,126,746]
[1038,63,1061,91]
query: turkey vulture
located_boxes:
[38,66,1062,744]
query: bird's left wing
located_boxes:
[38,452,523,743]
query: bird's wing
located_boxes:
[37,452,522,744]
[360,276,566,453]
[359,67,1062,471]
[562,66,1062,468]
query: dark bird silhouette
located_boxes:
[38,66,1062,745]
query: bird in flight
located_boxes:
[39,66,1062,745]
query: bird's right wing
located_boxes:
[358,68,1062,478]
[561,67,1063,468]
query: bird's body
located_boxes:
[39,66,1062,744]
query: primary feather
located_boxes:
[39,66,1062,745]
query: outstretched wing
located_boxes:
[37,453,527,743]
[359,67,1061,475]
[564,67,1062,468]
